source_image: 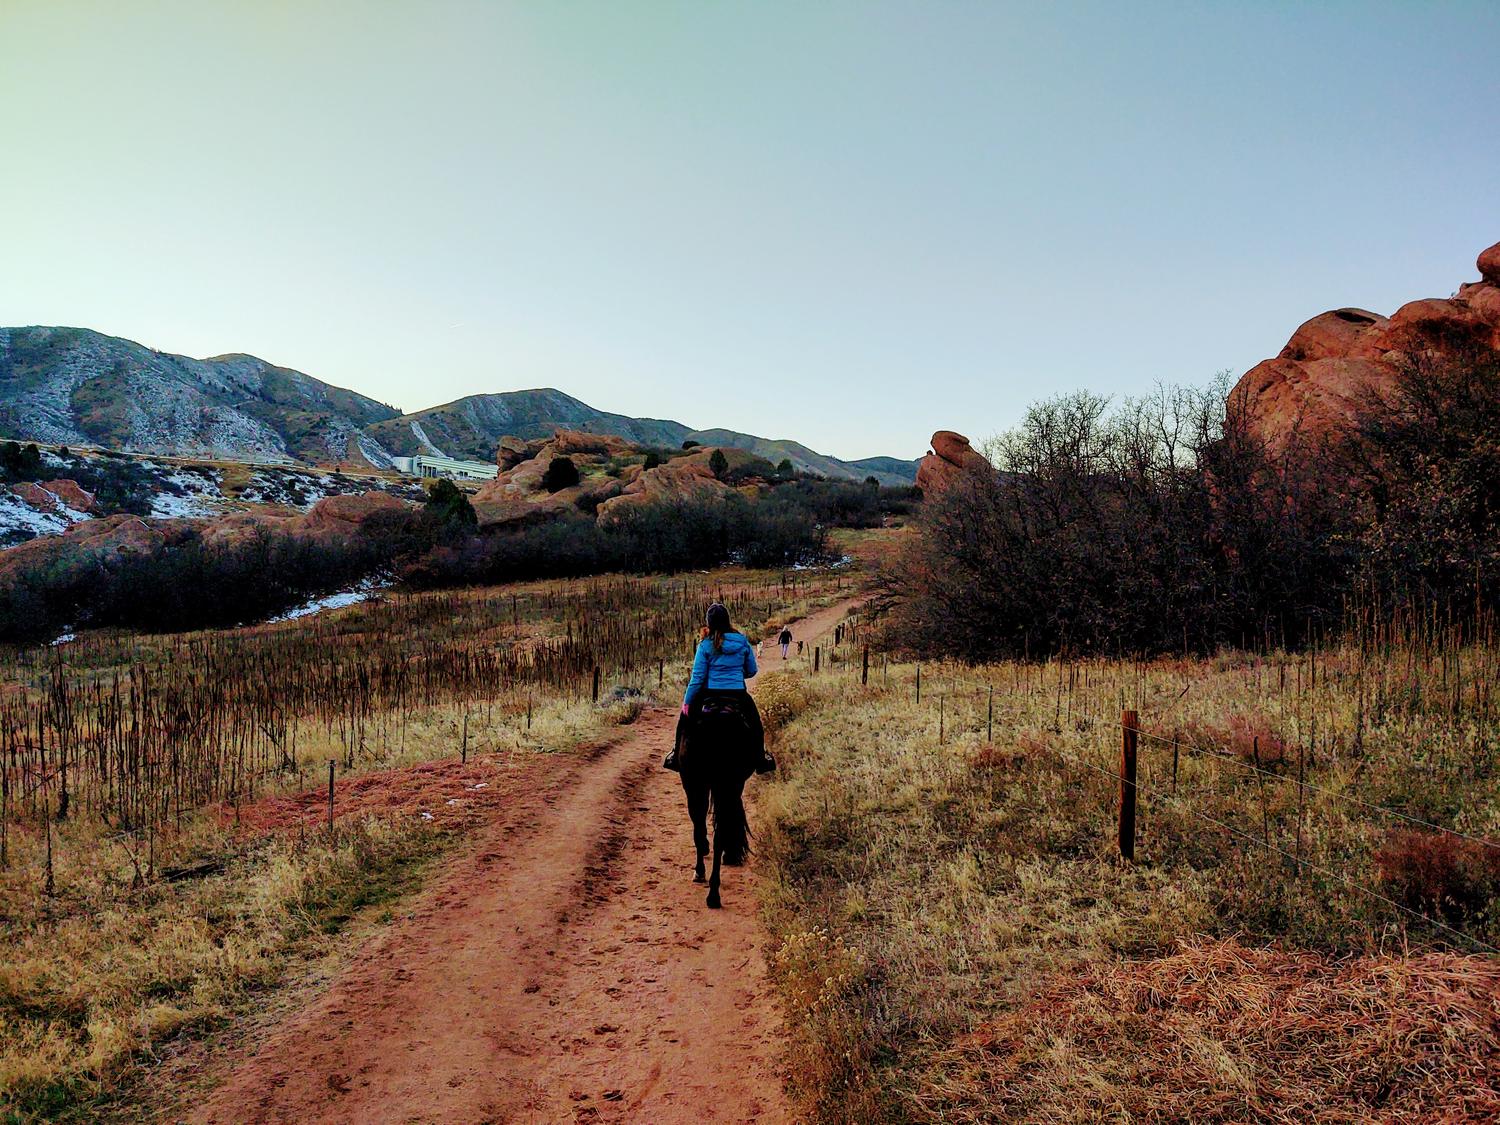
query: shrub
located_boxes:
[0,441,42,482]
[400,495,826,590]
[422,478,477,532]
[1341,349,1500,619]
[1374,829,1500,924]
[877,382,1356,659]
[709,449,729,479]
[1177,713,1291,766]
[755,671,808,733]
[0,526,382,642]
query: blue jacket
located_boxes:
[684,632,758,704]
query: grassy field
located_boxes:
[756,627,1500,1122]
[0,565,851,1122]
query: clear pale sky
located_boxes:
[2,2,1496,461]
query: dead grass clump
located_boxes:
[935,938,1500,1124]
[769,927,879,1121]
[1374,829,1500,924]
[969,742,1027,772]
[602,696,646,725]
[756,671,809,733]
[1180,711,1291,765]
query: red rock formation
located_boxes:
[298,490,408,537]
[916,431,991,493]
[596,457,731,519]
[1234,241,1500,448]
[0,515,171,583]
[40,480,96,513]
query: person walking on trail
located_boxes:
[664,603,773,773]
[778,625,793,660]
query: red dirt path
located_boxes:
[183,598,859,1125]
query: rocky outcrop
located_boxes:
[0,514,173,583]
[298,491,408,537]
[471,431,744,526]
[0,489,413,586]
[1234,241,1500,448]
[596,455,732,519]
[916,431,991,494]
[39,479,96,513]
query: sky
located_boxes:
[1,2,1497,462]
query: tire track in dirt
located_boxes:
[184,597,860,1125]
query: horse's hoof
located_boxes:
[706,890,721,909]
[693,871,706,884]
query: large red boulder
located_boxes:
[40,479,97,513]
[1234,240,1500,449]
[297,491,409,537]
[1479,241,1500,284]
[916,431,991,494]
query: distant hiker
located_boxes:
[778,626,792,659]
[667,602,774,908]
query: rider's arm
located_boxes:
[684,642,709,705]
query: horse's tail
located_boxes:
[709,785,750,860]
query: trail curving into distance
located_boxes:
[185,598,859,1125]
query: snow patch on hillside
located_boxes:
[0,488,75,544]
[410,420,447,457]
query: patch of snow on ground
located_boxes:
[0,488,76,545]
[266,579,387,623]
[150,490,221,518]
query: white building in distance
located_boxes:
[390,455,498,481]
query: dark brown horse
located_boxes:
[678,694,757,909]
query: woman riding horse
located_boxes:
[671,603,771,908]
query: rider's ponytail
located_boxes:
[706,603,732,654]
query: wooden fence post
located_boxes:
[862,646,869,686]
[1119,711,1138,860]
[987,685,994,743]
[592,666,601,704]
[916,665,922,705]
[327,760,336,834]
[814,647,820,673]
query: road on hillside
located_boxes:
[185,597,861,1125]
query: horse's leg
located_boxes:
[706,843,722,909]
[683,771,709,882]
[719,767,749,867]
[706,781,724,908]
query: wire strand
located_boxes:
[1058,746,1500,956]
[1127,722,1500,853]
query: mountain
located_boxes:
[0,327,919,483]
[365,396,917,483]
[0,327,400,465]
[363,390,691,461]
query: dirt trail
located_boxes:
[186,597,860,1125]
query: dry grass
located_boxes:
[0,563,857,1120]
[936,938,1500,1123]
[0,814,439,1121]
[755,640,1500,1123]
